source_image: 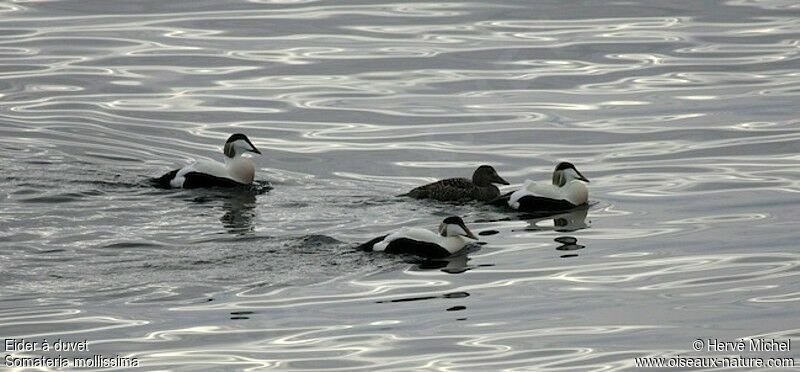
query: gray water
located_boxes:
[1,0,799,370]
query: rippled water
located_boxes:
[1,0,799,370]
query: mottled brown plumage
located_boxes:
[405,165,509,202]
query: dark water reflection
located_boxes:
[189,182,270,235]
[520,206,591,233]
[411,248,487,274]
[219,192,258,235]
[555,236,586,258]
[1,0,799,370]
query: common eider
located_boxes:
[358,216,478,259]
[404,165,509,202]
[153,133,261,189]
[501,162,589,212]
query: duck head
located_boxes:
[438,216,478,240]
[223,133,261,159]
[472,165,510,187]
[552,162,589,187]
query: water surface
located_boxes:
[1,0,799,370]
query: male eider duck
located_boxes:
[153,133,261,189]
[505,162,589,212]
[404,165,509,202]
[358,216,478,259]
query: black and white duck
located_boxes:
[358,216,478,259]
[502,162,589,212]
[153,133,261,189]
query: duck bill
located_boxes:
[493,174,510,185]
[243,137,262,155]
[575,169,589,183]
[460,225,478,240]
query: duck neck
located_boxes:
[224,155,238,167]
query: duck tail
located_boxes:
[356,235,389,252]
[487,191,514,206]
[398,188,425,198]
[151,169,178,189]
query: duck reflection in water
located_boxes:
[411,244,488,274]
[554,236,585,258]
[521,205,589,233]
[219,192,258,235]
[188,188,260,235]
[179,177,270,235]
[514,206,589,258]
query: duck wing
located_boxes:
[487,190,514,206]
[360,228,451,258]
[508,180,580,212]
[405,178,477,201]
[182,172,246,189]
[189,159,231,179]
[512,195,579,212]
[383,238,452,259]
[152,160,245,189]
